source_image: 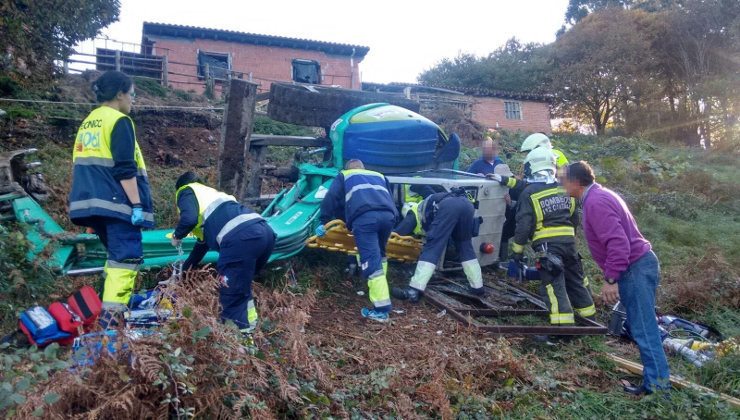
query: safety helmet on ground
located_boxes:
[523,147,556,178]
[520,133,552,153]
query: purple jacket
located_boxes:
[581,183,651,279]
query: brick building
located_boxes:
[141,22,369,94]
[363,82,552,134]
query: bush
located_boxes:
[0,224,56,330]
[133,77,167,98]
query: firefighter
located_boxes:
[391,188,484,302]
[520,133,569,168]
[170,172,275,333]
[68,71,153,317]
[316,159,397,322]
[509,147,595,329]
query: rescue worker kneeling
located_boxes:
[511,148,595,327]
[391,188,484,302]
[316,159,397,323]
[170,172,276,333]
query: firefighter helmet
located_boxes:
[520,133,552,153]
[523,146,557,178]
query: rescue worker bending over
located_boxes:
[316,159,398,323]
[68,71,153,319]
[171,172,276,334]
[391,188,484,302]
[510,148,595,327]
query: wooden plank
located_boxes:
[606,354,740,408]
[267,82,421,128]
[250,135,331,148]
[217,79,258,201]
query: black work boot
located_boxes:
[391,286,422,303]
[470,287,485,297]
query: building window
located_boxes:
[504,101,522,120]
[292,59,321,84]
[197,50,231,80]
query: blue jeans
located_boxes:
[619,250,671,392]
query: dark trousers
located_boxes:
[535,241,595,325]
[352,210,395,312]
[217,221,275,329]
[418,197,476,265]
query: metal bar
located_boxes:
[66,267,104,276]
[477,325,607,335]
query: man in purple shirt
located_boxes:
[562,161,670,396]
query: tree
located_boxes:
[0,0,120,85]
[550,8,660,135]
[418,38,552,93]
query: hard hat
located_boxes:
[520,133,552,153]
[523,147,556,178]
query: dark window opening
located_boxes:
[292,59,321,84]
[198,51,230,80]
[504,101,522,120]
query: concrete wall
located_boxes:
[149,36,362,94]
[472,96,552,134]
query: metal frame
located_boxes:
[425,277,608,336]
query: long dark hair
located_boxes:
[91,71,133,103]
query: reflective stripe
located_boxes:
[138,168,147,177]
[462,259,483,289]
[106,260,141,271]
[550,313,575,324]
[345,184,390,202]
[409,261,436,291]
[342,169,385,180]
[247,299,258,327]
[70,198,154,222]
[546,284,558,318]
[512,243,525,253]
[216,213,263,245]
[176,183,237,241]
[103,260,137,304]
[373,298,392,308]
[73,156,114,167]
[532,226,575,242]
[506,177,517,188]
[575,305,596,317]
[202,196,234,221]
[367,272,391,308]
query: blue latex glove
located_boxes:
[131,205,145,226]
[315,225,327,237]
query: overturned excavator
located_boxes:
[1,100,505,276]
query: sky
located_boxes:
[76,0,569,84]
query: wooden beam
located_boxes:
[250,135,331,148]
[606,354,740,408]
[267,82,421,128]
[217,79,258,201]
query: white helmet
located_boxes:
[521,133,552,153]
[523,147,556,178]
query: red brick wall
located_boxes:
[471,96,552,134]
[149,36,363,95]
